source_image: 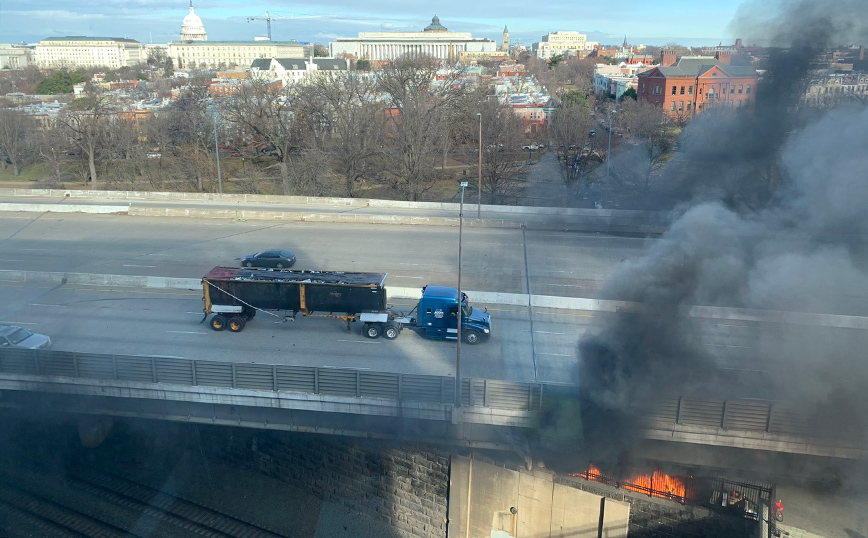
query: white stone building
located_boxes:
[329,15,497,62]
[0,44,33,69]
[34,37,145,69]
[180,2,208,41]
[249,57,349,86]
[169,3,305,69]
[533,31,597,60]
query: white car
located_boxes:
[522,144,539,151]
[0,325,52,349]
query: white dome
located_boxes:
[181,3,207,41]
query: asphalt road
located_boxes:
[0,211,647,298]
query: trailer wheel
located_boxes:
[228,316,246,332]
[363,323,381,339]
[243,307,257,319]
[210,315,227,331]
[382,324,400,340]
[464,330,480,344]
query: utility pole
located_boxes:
[477,112,482,219]
[456,181,468,406]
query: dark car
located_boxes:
[0,325,52,349]
[241,249,296,269]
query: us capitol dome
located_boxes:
[180,1,208,41]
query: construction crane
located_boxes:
[247,11,328,41]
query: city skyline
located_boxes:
[1,1,747,48]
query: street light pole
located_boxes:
[456,181,468,407]
[604,109,615,208]
[477,112,482,219]
[211,103,223,194]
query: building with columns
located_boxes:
[533,31,598,60]
[34,36,145,69]
[328,15,497,62]
[168,3,304,70]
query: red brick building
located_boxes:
[637,52,759,117]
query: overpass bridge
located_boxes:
[1,348,865,460]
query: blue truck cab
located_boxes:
[415,286,491,344]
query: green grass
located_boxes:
[0,163,49,183]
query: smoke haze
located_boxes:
[578,0,868,465]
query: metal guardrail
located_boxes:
[0,349,543,411]
[647,396,821,438]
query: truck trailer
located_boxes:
[201,266,492,344]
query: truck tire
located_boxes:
[244,307,257,319]
[363,323,381,339]
[228,316,246,332]
[210,315,227,331]
[464,330,480,344]
[382,324,400,340]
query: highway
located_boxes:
[2,211,864,397]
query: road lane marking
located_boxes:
[535,331,566,335]
[186,311,205,315]
[29,303,62,307]
[704,343,753,349]
[0,259,24,262]
[538,352,572,357]
[123,264,157,268]
[337,339,381,344]
[1,321,36,325]
[19,248,48,251]
[166,330,209,335]
[394,275,424,279]
[543,283,586,287]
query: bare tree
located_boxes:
[478,99,528,204]
[377,55,462,201]
[613,99,673,203]
[549,95,602,200]
[0,107,34,176]
[34,123,70,184]
[222,79,301,195]
[57,92,112,189]
[293,72,386,197]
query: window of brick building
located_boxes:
[679,101,684,111]
[737,99,742,108]
[680,86,685,95]
[670,101,676,111]
[731,85,735,94]
[672,85,677,95]
[738,84,743,94]
[688,86,693,95]
[746,85,752,94]
[687,102,692,111]
[641,83,645,93]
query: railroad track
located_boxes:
[0,481,140,538]
[68,466,285,538]
[0,463,286,538]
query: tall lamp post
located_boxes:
[456,181,468,406]
[477,112,482,219]
[211,102,223,194]
[604,109,616,208]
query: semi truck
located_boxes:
[201,266,492,344]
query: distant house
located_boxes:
[249,57,350,86]
[637,51,759,117]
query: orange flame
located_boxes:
[576,464,688,502]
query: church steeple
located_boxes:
[502,25,510,53]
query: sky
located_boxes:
[1,0,747,48]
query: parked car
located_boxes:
[522,144,539,151]
[241,250,296,269]
[0,325,51,349]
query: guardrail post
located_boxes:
[721,400,728,429]
[314,369,320,394]
[112,355,118,380]
[440,377,447,404]
[675,396,683,424]
[483,379,489,407]
[231,363,236,388]
[272,365,277,392]
[151,358,157,383]
[766,403,774,433]
[192,361,198,386]
[356,371,361,398]
[467,379,473,407]
[397,374,403,401]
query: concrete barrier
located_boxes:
[0,203,129,214]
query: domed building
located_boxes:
[180,1,208,41]
[423,15,448,32]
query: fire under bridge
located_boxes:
[0,348,865,459]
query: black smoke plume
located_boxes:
[578,0,868,466]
